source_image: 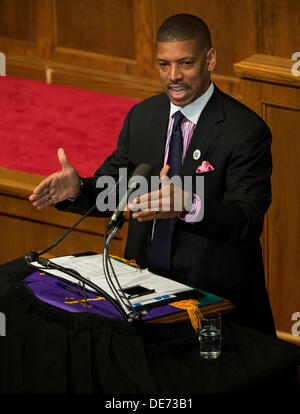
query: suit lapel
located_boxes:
[150,95,170,175]
[181,86,224,177]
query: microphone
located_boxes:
[107,163,151,230]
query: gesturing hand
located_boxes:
[29,148,81,210]
[129,165,190,222]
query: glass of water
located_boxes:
[198,312,222,359]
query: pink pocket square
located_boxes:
[195,161,214,173]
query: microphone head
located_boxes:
[130,163,151,182]
[129,163,151,190]
[108,163,151,228]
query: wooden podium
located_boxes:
[234,54,300,345]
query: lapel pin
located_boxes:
[193,149,201,160]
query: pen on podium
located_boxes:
[55,280,88,298]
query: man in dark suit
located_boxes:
[29,14,275,335]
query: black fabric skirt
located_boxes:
[0,258,299,394]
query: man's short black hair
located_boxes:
[156,14,211,51]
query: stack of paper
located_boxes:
[31,254,194,308]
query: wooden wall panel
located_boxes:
[0,0,38,44]
[0,0,53,59]
[0,0,299,99]
[234,54,300,343]
[153,0,257,77]
[266,104,300,333]
[55,0,136,59]
[48,0,156,81]
[258,0,300,58]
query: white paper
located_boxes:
[30,254,193,308]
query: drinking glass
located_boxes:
[198,312,222,359]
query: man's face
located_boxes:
[156,39,216,107]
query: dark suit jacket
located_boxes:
[57,85,276,335]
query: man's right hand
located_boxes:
[29,148,81,210]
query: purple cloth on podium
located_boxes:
[25,271,183,321]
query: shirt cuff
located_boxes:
[179,193,202,223]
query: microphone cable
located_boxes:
[28,203,97,261]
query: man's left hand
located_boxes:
[129,165,190,222]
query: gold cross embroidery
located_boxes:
[64,296,105,309]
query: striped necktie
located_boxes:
[148,110,185,275]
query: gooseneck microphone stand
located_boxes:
[103,214,148,322]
